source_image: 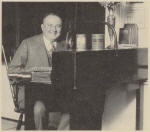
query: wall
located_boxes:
[1,64,20,120]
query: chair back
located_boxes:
[2,45,22,112]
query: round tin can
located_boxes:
[92,34,104,50]
[76,34,86,51]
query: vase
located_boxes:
[107,14,115,48]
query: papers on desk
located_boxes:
[8,73,31,79]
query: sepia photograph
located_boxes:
[1,0,149,130]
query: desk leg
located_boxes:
[136,81,144,130]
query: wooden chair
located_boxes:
[2,45,24,130]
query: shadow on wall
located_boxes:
[102,83,137,130]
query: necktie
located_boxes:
[47,42,56,65]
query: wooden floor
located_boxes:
[1,118,24,130]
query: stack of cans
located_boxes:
[76,34,105,51]
[92,34,104,50]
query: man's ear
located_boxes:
[41,24,44,31]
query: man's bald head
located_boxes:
[41,13,62,42]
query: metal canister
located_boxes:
[76,34,86,51]
[92,34,104,50]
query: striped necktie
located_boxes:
[47,42,56,65]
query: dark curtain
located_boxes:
[2,2,105,63]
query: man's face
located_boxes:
[41,15,62,41]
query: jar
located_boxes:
[76,34,86,51]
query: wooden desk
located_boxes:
[51,48,148,130]
[14,48,147,130]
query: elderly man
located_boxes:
[8,13,70,130]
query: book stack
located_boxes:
[31,71,51,84]
[27,67,52,84]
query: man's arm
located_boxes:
[8,39,28,74]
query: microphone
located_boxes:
[66,22,74,49]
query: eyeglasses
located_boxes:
[44,24,62,29]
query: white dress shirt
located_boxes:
[43,35,57,52]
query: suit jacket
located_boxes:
[8,33,68,110]
[8,33,68,73]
